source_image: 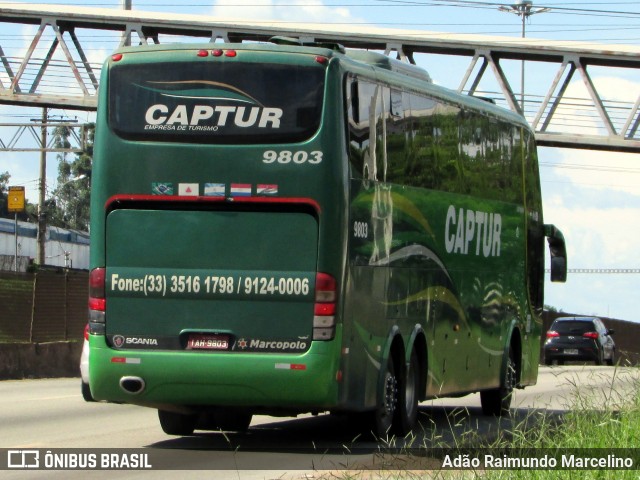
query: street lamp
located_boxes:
[58,174,87,188]
[499,1,551,114]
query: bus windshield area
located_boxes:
[108,61,325,144]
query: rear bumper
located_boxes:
[89,334,341,411]
[544,345,599,362]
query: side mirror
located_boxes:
[544,224,567,283]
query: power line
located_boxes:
[539,162,640,175]
[546,269,640,274]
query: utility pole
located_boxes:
[32,111,81,266]
[498,1,550,115]
[122,0,132,47]
[37,107,47,266]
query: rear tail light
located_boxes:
[583,331,599,339]
[205,49,236,57]
[313,273,337,341]
[84,323,89,341]
[546,330,559,338]
[89,267,106,324]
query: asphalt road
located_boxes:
[1,365,638,479]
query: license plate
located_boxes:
[187,334,229,350]
[564,348,579,355]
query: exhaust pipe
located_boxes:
[119,376,145,395]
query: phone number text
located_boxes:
[109,272,311,298]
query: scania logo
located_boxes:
[112,335,158,348]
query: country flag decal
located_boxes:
[178,183,199,196]
[230,183,252,197]
[204,183,225,197]
[257,184,278,196]
[151,182,173,195]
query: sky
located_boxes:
[0,0,639,321]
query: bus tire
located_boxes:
[394,348,419,435]
[372,355,398,437]
[158,410,197,436]
[480,347,516,416]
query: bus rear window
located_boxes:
[108,61,325,143]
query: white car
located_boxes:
[80,324,94,401]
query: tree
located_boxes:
[0,171,9,216]
[48,123,94,231]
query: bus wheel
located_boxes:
[372,355,398,437]
[158,410,197,436]
[394,349,419,435]
[480,347,516,416]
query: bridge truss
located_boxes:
[1,3,639,152]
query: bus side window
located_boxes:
[347,77,369,180]
[347,80,384,183]
[405,93,438,189]
[525,133,546,311]
[350,80,360,124]
[373,86,388,183]
[386,89,407,185]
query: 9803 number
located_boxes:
[262,150,323,165]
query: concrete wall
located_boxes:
[0,341,83,379]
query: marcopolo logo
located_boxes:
[235,338,307,352]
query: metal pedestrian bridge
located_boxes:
[1,3,639,152]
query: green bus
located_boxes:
[88,39,567,437]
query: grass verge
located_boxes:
[482,367,640,479]
[318,366,640,479]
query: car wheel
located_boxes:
[606,350,615,366]
[158,410,197,436]
[481,347,516,416]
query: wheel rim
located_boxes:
[383,370,398,418]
